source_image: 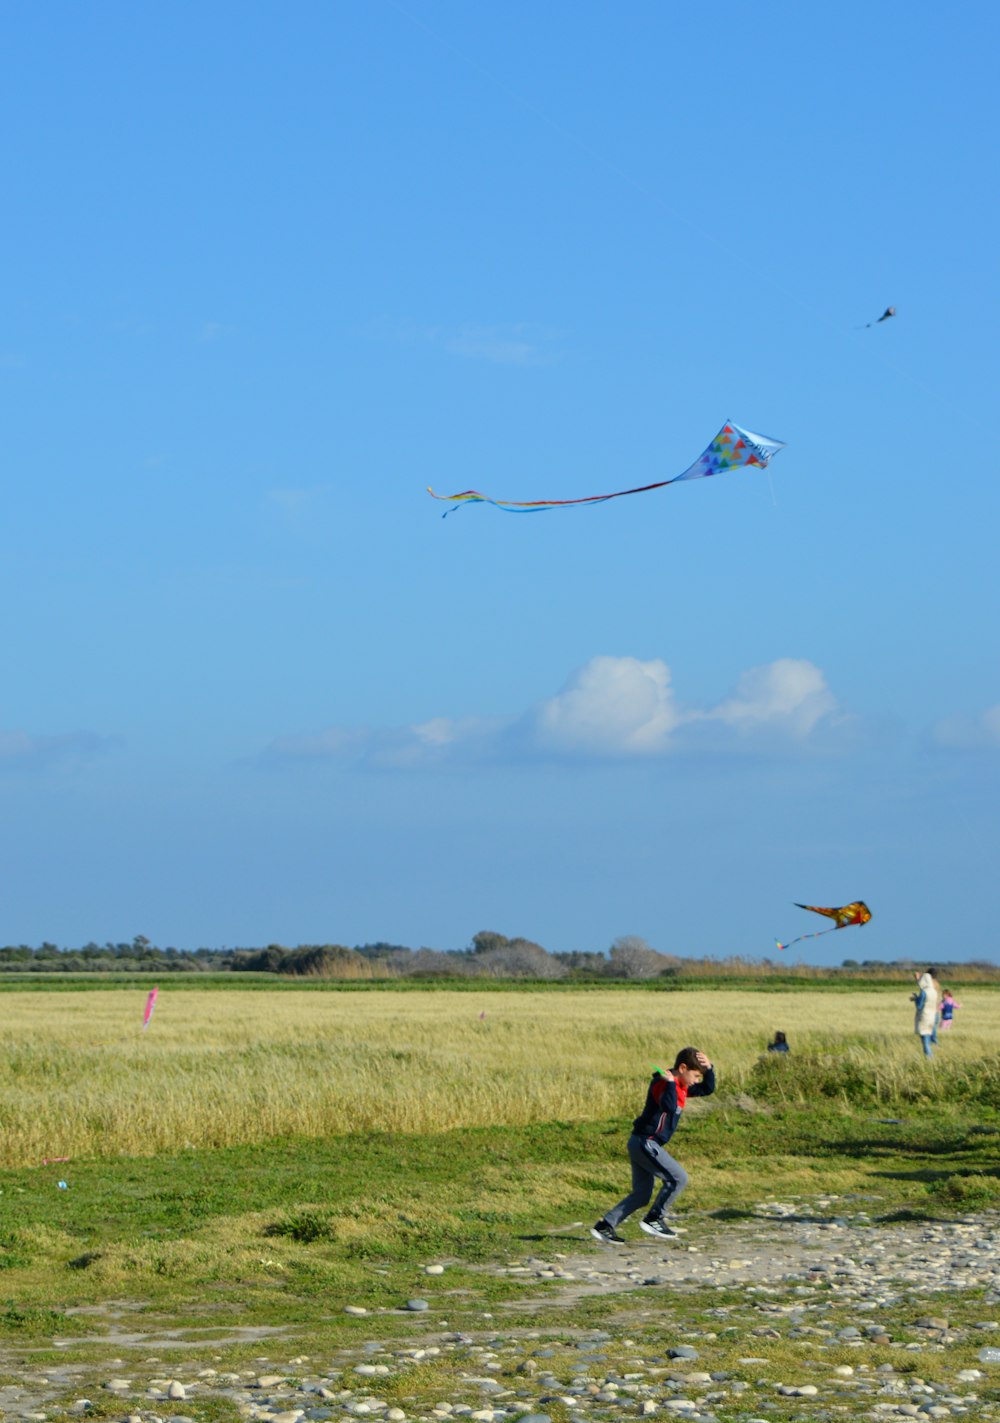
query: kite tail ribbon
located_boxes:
[428,420,785,515]
[773,925,843,952]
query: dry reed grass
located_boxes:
[0,987,997,1166]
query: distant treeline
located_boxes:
[0,931,997,982]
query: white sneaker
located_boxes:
[640,1217,678,1239]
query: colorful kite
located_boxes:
[776,901,872,952]
[142,986,159,1029]
[428,420,785,515]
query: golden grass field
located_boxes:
[0,986,997,1167]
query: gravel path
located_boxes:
[494,1198,1000,1306]
[2,1200,999,1423]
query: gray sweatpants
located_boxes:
[604,1132,689,1227]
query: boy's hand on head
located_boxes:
[695,1051,712,1070]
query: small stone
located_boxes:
[257,1375,287,1387]
[978,1347,1000,1364]
[406,1299,430,1311]
[105,1380,131,1392]
[168,1382,187,1400]
[669,1347,699,1361]
[344,1306,368,1316]
[387,1412,407,1421]
[425,1265,445,1275]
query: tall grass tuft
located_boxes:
[747,1045,1000,1107]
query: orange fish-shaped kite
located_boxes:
[776,901,872,952]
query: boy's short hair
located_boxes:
[673,1047,703,1072]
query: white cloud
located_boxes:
[437,325,555,366]
[366,319,560,367]
[529,656,683,756]
[704,658,839,737]
[0,730,119,769]
[260,653,849,769]
[261,716,505,770]
[265,486,328,525]
[262,727,368,761]
[932,705,1000,750]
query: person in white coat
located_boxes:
[911,968,939,1058]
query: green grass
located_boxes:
[2,972,999,992]
[0,983,998,1395]
[1,1100,997,1358]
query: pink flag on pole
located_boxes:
[143,986,159,1029]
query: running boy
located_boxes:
[591,1047,715,1244]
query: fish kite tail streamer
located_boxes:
[775,939,788,952]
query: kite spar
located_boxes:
[428,420,785,515]
[775,901,872,953]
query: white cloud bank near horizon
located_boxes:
[932,705,1000,750]
[261,654,855,769]
[0,729,119,769]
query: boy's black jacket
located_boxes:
[632,1066,716,1146]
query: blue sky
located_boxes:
[2,1,998,962]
